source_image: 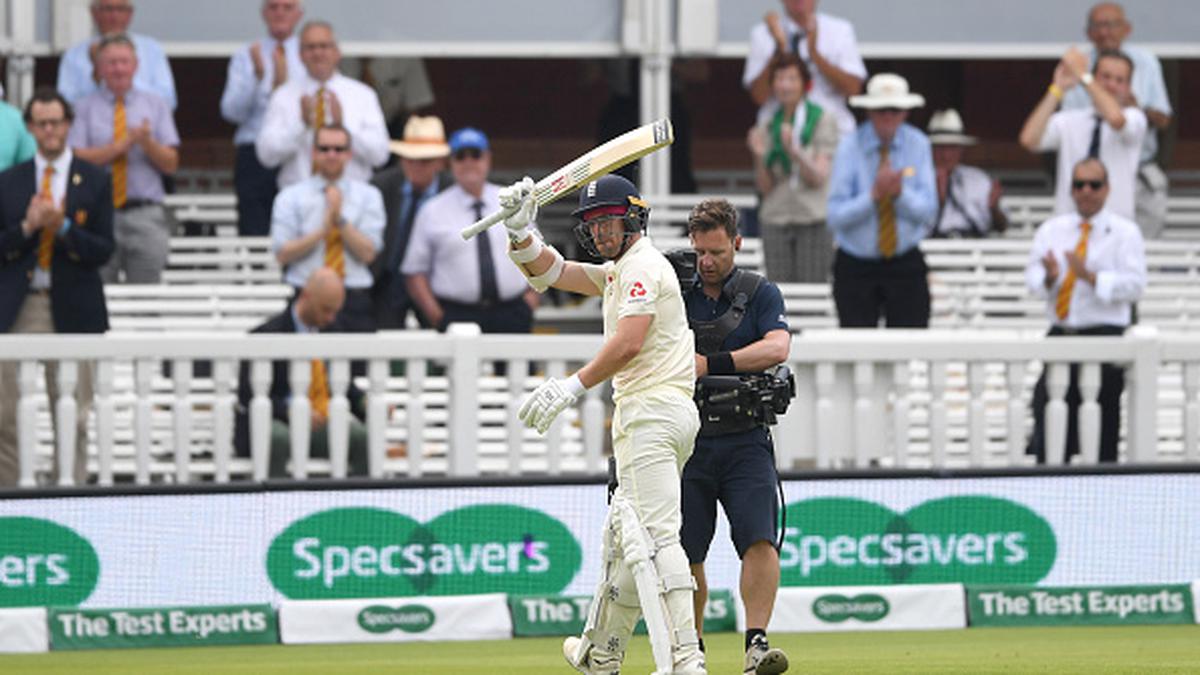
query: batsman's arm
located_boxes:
[509,234,603,296]
[576,314,651,388]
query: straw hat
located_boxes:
[849,73,925,110]
[388,115,451,159]
[927,109,978,145]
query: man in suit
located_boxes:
[235,266,368,478]
[369,115,450,329]
[0,87,115,486]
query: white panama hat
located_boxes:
[388,115,451,159]
[927,109,978,145]
[849,73,925,110]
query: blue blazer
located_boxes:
[0,157,114,333]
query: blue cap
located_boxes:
[449,127,489,153]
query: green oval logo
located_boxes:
[357,604,435,634]
[0,516,99,607]
[267,505,582,599]
[813,593,890,623]
[780,496,1056,586]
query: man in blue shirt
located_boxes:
[827,73,936,328]
[680,199,792,675]
[220,0,305,236]
[57,0,176,110]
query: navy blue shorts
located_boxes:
[680,426,779,562]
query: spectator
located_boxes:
[345,57,435,139]
[220,0,305,236]
[57,0,177,110]
[0,87,114,486]
[69,33,179,284]
[1019,47,1145,222]
[1025,157,1145,464]
[1062,2,1172,238]
[234,267,369,478]
[401,127,538,334]
[827,73,936,328]
[370,115,450,329]
[0,98,35,172]
[747,53,838,282]
[927,109,1009,238]
[255,20,389,189]
[271,123,383,335]
[743,0,866,137]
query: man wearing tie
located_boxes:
[401,127,538,334]
[826,73,936,328]
[370,115,450,329]
[68,32,179,284]
[220,0,305,236]
[1025,157,1145,464]
[0,87,114,486]
[1019,47,1145,223]
[270,123,384,334]
[255,20,389,190]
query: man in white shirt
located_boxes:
[255,20,389,189]
[743,0,866,137]
[400,127,537,334]
[1025,157,1146,465]
[220,0,305,235]
[1019,47,1146,222]
[498,174,706,674]
[1061,2,1173,237]
[927,109,1008,238]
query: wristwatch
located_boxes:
[1080,72,1094,87]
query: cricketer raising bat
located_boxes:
[459,117,674,240]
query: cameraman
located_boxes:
[680,199,791,675]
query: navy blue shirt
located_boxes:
[683,268,789,353]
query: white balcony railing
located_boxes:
[3,326,1199,489]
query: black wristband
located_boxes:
[707,352,736,375]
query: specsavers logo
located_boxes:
[357,604,435,634]
[267,505,582,599]
[813,593,890,623]
[0,517,99,607]
[780,496,1056,586]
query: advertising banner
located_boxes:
[47,604,276,650]
[967,585,1195,627]
[279,593,511,644]
[770,584,966,632]
[0,608,48,653]
[509,589,737,637]
[0,474,1197,609]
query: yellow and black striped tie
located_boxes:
[36,165,55,269]
[310,87,326,173]
[1055,221,1092,320]
[309,359,330,419]
[112,96,127,208]
[876,144,897,258]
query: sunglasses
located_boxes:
[315,144,348,154]
[1071,179,1106,191]
[452,148,483,161]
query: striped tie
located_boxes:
[1055,221,1093,320]
[324,184,345,277]
[309,359,330,419]
[876,144,897,258]
[112,96,127,208]
[36,165,55,269]
[310,87,326,173]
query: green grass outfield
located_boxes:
[3,625,1199,674]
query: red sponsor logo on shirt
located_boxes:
[629,281,647,298]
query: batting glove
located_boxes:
[500,176,537,242]
[518,374,586,434]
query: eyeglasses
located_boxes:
[1071,179,1106,191]
[301,42,335,52]
[315,144,349,154]
[452,148,483,161]
[29,118,66,129]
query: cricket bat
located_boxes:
[459,118,674,240]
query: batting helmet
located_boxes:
[572,175,650,259]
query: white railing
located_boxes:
[4,327,1200,488]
